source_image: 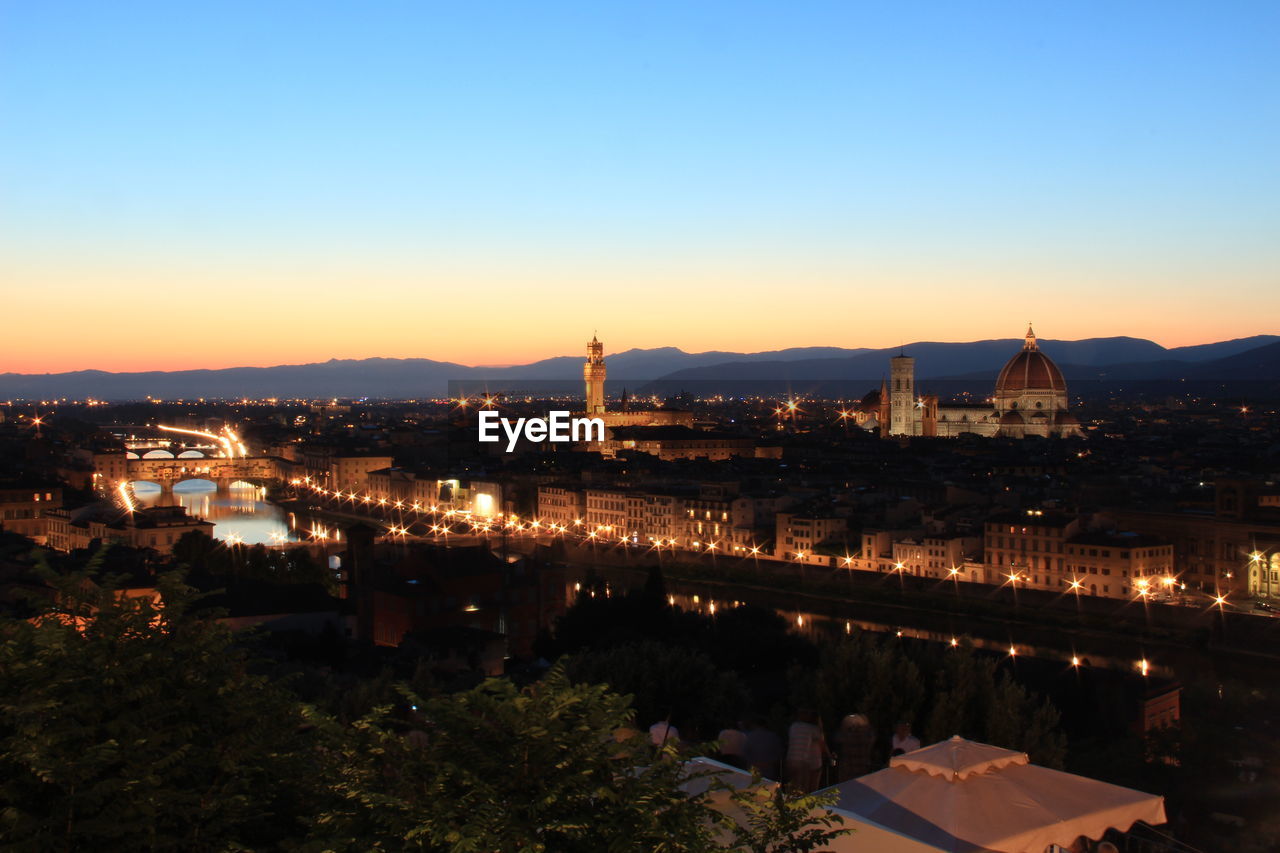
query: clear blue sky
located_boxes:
[2,1,1277,370]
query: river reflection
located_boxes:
[588,582,1171,679]
[131,480,302,545]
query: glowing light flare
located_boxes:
[117,481,137,513]
[158,424,236,458]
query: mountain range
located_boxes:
[1,335,1276,400]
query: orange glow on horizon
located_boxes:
[1,249,1271,373]
[1,323,1267,375]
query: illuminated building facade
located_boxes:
[1107,479,1280,597]
[872,326,1082,439]
[44,505,213,556]
[984,511,1175,600]
[0,482,62,542]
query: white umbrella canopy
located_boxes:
[817,736,1168,853]
[682,757,944,852]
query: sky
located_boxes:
[2,0,1278,373]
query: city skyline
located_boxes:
[3,1,1278,372]
[5,3,1280,849]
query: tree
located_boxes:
[812,633,1066,768]
[924,646,1066,768]
[173,530,332,589]
[0,554,318,852]
[811,632,925,751]
[308,665,852,853]
[309,664,723,852]
[725,780,853,853]
[566,641,749,739]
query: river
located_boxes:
[131,480,302,545]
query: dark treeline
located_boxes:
[0,549,854,852]
[0,551,1244,850]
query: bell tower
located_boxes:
[889,354,916,436]
[584,335,606,415]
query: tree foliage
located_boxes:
[309,666,850,853]
[173,529,332,588]
[810,632,1067,767]
[0,556,317,851]
[726,780,852,853]
[565,641,750,738]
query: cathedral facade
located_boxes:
[869,326,1082,439]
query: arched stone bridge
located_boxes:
[114,455,291,491]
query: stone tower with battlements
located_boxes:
[584,335,606,416]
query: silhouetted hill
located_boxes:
[0,358,471,400]
[1165,335,1280,361]
[499,345,873,380]
[1,336,1275,400]
[1043,341,1280,381]
[658,337,1176,382]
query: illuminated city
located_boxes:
[2,2,1279,851]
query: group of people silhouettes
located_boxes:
[652,712,923,792]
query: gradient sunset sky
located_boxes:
[2,1,1277,373]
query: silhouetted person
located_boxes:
[742,716,783,781]
[890,720,920,757]
[784,709,831,792]
[717,722,747,769]
[834,713,875,780]
[649,719,680,748]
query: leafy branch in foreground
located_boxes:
[724,778,851,853]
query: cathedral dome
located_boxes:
[996,326,1065,395]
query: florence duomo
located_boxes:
[860,325,1083,439]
